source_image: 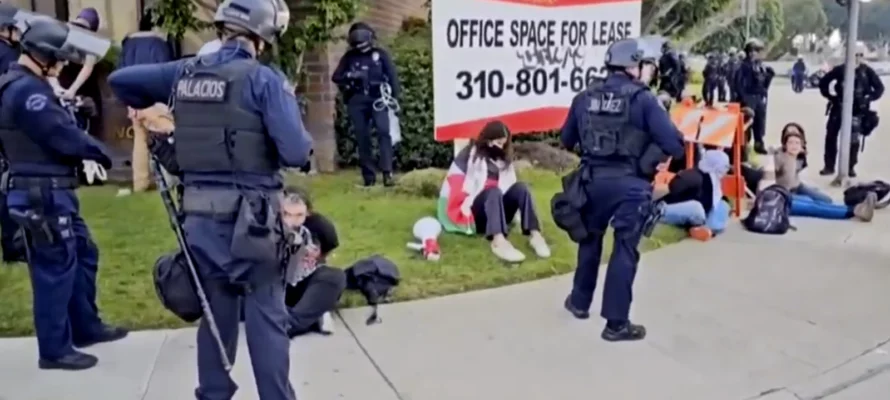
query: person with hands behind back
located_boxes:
[0,17,126,371]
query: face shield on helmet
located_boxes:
[57,24,111,64]
[272,0,289,37]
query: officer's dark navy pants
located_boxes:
[569,177,650,322]
[284,266,345,335]
[8,192,104,361]
[0,192,22,259]
[744,96,767,145]
[823,112,860,171]
[716,79,727,101]
[347,98,393,182]
[183,215,295,400]
[471,183,541,238]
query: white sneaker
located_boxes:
[529,235,551,258]
[319,312,335,334]
[491,241,525,263]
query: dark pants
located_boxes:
[791,74,805,91]
[716,78,727,101]
[569,177,650,322]
[347,98,393,183]
[471,183,541,238]
[702,78,718,105]
[0,192,23,261]
[183,215,295,400]
[823,112,860,171]
[743,95,767,145]
[7,190,104,361]
[284,266,346,335]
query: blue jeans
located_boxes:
[790,186,851,219]
[793,183,833,204]
[661,200,730,233]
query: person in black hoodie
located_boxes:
[280,186,346,338]
[658,149,732,241]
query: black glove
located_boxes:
[94,155,113,170]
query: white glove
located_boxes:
[82,160,107,184]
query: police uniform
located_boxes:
[560,38,685,341]
[735,39,774,154]
[818,62,884,176]
[332,22,401,187]
[723,51,740,101]
[0,3,23,263]
[109,0,309,398]
[792,58,807,92]
[0,17,126,370]
[657,44,680,99]
[702,54,721,106]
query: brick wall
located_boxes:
[303,0,427,172]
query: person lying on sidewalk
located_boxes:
[774,126,876,221]
[657,149,732,241]
[437,120,550,263]
[281,187,345,338]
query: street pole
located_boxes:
[832,0,861,187]
[745,0,751,39]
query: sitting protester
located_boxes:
[280,187,345,337]
[659,149,732,241]
[437,120,550,263]
[775,126,876,221]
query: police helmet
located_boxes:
[348,22,375,49]
[744,38,764,53]
[729,47,738,54]
[214,0,290,44]
[605,37,661,68]
[20,17,110,65]
[0,4,17,29]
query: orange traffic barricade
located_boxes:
[669,99,746,217]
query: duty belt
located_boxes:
[6,176,78,190]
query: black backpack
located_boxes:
[843,180,890,207]
[743,184,794,234]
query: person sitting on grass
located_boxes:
[437,120,550,263]
[658,149,732,241]
[280,186,345,338]
[774,124,876,221]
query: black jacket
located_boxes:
[662,168,715,214]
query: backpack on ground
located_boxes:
[743,184,795,234]
[843,180,890,208]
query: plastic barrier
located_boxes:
[670,99,745,217]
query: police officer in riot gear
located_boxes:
[559,37,685,342]
[0,3,24,263]
[657,40,682,100]
[109,0,311,398]
[0,16,126,370]
[702,52,722,106]
[818,47,883,177]
[332,22,400,187]
[724,47,740,101]
[735,38,775,154]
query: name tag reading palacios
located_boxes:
[176,77,228,102]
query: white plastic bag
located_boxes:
[389,108,401,145]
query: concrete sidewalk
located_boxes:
[4,79,890,400]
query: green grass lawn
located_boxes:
[0,169,686,336]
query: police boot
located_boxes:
[383,172,395,187]
[38,350,98,371]
[563,295,590,319]
[73,325,129,348]
[601,320,647,342]
[1,246,26,263]
[753,142,767,155]
[819,167,835,176]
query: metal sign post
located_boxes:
[832,0,862,187]
[742,0,757,39]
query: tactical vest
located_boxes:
[580,81,651,176]
[172,58,277,175]
[753,62,766,87]
[0,70,76,177]
[833,67,869,102]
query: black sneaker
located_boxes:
[849,169,857,178]
[819,168,835,176]
[73,325,129,348]
[753,142,768,155]
[2,251,26,264]
[357,178,376,188]
[563,295,589,320]
[382,173,395,187]
[601,322,647,342]
[38,351,98,371]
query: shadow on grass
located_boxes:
[0,169,687,336]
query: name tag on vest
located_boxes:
[589,95,625,114]
[176,77,227,102]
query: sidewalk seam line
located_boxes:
[140,332,170,400]
[336,310,405,400]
